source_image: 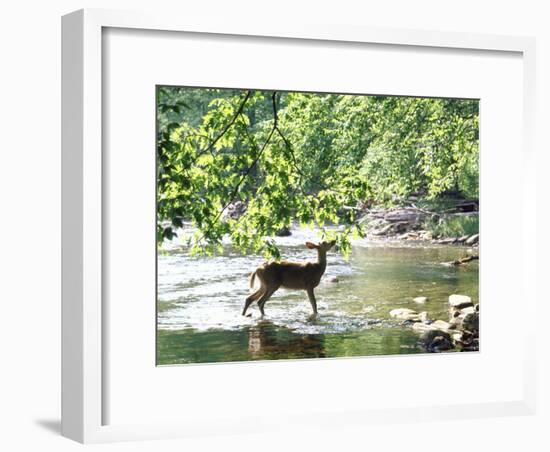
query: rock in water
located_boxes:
[413,322,434,333]
[431,335,454,352]
[413,319,450,333]
[390,308,420,321]
[449,314,465,328]
[431,320,452,331]
[462,312,479,332]
[419,330,453,352]
[275,226,291,237]
[455,330,479,351]
[414,296,428,304]
[460,306,476,315]
[449,294,474,309]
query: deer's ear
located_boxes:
[305,241,318,249]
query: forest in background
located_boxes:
[157,87,479,258]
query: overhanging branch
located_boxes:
[195,90,252,160]
[196,92,278,245]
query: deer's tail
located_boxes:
[249,270,257,289]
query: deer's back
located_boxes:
[258,261,323,290]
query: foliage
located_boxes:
[425,215,479,239]
[282,94,479,202]
[157,87,479,258]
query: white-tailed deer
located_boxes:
[242,240,336,317]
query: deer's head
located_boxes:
[305,240,336,253]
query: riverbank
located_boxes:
[355,196,479,247]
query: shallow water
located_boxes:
[157,227,479,365]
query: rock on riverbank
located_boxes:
[389,293,479,353]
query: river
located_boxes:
[157,227,479,365]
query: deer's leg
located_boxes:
[242,289,263,316]
[257,286,278,317]
[306,287,318,315]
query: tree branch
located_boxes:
[270,92,305,179]
[195,92,278,246]
[195,90,252,159]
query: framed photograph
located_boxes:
[155,85,482,365]
[62,9,537,443]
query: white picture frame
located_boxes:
[62,8,537,443]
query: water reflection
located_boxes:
[155,323,423,365]
[247,321,326,360]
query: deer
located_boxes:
[242,240,336,318]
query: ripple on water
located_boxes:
[157,227,479,350]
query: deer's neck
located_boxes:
[316,250,327,274]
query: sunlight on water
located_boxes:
[157,226,478,364]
